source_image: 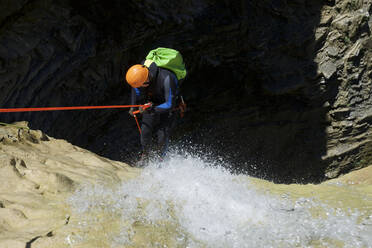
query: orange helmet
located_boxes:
[125,64,149,88]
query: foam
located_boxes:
[68,152,372,247]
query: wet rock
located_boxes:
[330,107,350,120]
[0,124,138,248]
[344,40,362,61]
[326,46,340,57]
[319,60,338,79]
[0,0,27,24]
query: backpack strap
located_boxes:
[141,59,158,82]
[144,59,154,68]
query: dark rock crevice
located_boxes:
[25,236,41,248]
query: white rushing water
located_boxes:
[68,152,372,248]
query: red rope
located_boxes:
[0,103,153,136]
[132,103,152,135]
[134,114,142,135]
[0,105,142,113]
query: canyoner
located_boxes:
[0,48,188,168]
[125,47,187,166]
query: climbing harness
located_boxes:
[177,96,187,118]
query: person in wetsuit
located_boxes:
[126,61,178,162]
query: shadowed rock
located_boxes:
[0,0,371,183]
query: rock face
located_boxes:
[315,1,372,179]
[0,122,138,248]
[0,0,371,183]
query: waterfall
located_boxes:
[67,152,372,248]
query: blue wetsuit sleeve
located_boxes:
[154,75,176,113]
[131,88,141,105]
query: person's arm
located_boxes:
[129,88,141,116]
[131,88,141,105]
[154,75,177,114]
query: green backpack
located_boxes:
[144,47,187,80]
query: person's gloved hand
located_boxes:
[139,106,148,114]
[128,107,135,116]
[139,103,153,114]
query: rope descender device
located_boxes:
[132,102,153,135]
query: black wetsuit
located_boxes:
[130,62,178,156]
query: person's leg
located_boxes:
[156,112,173,158]
[141,112,156,151]
[156,128,169,158]
[138,112,156,165]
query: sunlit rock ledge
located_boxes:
[0,123,371,248]
[0,122,139,248]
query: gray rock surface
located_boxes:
[0,0,371,183]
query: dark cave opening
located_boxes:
[0,0,331,183]
[174,61,329,183]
